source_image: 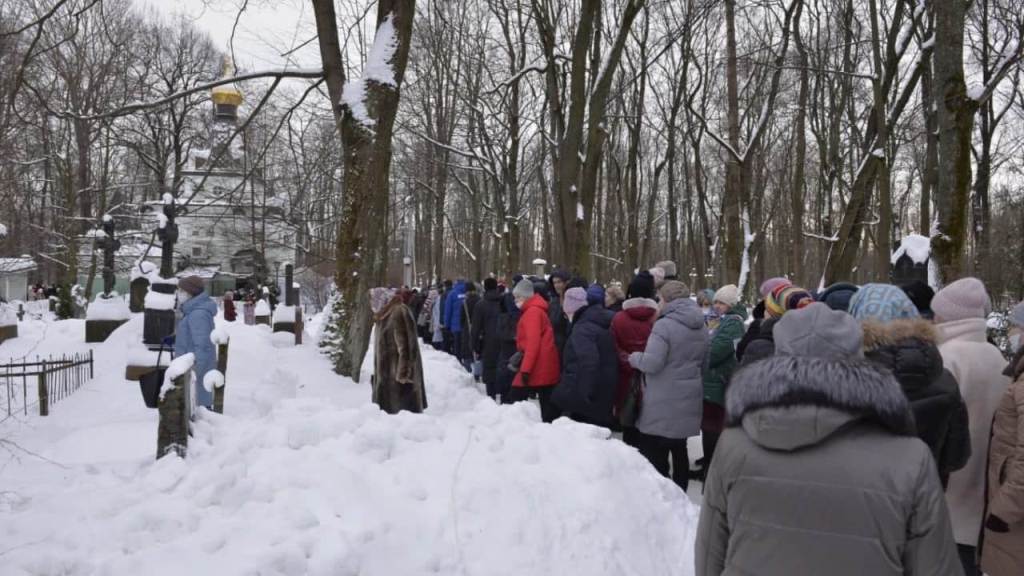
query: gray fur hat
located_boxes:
[774,302,864,360]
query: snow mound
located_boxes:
[0,304,17,327]
[160,353,194,400]
[86,294,131,321]
[202,369,225,392]
[255,299,271,316]
[144,290,176,311]
[272,304,296,324]
[891,233,931,265]
[130,260,158,282]
[1,317,698,576]
[210,326,230,346]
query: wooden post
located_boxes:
[89,349,94,379]
[295,307,303,345]
[213,342,228,414]
[157,372,190,458]
[38,360,48,416]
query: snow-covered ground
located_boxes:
[0,312,699,576]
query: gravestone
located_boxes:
[272,264,298,338]
[86,217,128,342]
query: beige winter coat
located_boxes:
[981,354,1024,576]
[936,318,1011,545]
[695,355,961,576]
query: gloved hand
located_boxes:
[161,334,176,347]
[986,514,1010,533]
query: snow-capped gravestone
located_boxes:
[85,294,130,342]
[271,264,299,343]
[254,298,271,326]
[532,258,547,277]
[0,303,17,344]
[129,261,157,313]
[86,216,129,342]
[890,234,931,286]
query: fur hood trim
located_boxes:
[861,318,938,351]
[727,355,915,436]
[622,297,659,312]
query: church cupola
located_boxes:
[211,56,243,122]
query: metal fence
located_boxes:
[1,351,94,421]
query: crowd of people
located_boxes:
[368,264,1024,576]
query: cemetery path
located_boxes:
[0,313,698,576]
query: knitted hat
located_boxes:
[649,267,666,289]
[932,277,992,323]
[818,282,859,312]
[765,284,787,318]
[714,284,740,307]
[848,283,921,323]
[179,275,205,296]
[567,277,588,291]
[759,277,792,298]
[550,269,571,282]
[563,287,588,318]
[660,280,690,304]
[1010,301,1024,328]
[586,283,606,306]
[775,302,864,360]
[655,260,678,279]
[627,271,656,300]
[513,278,534,300]
[484,278,498,292]
[777,286,815,312]
[465,281,477,293]
[900,280,935,318]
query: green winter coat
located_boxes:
[704,303,747,406]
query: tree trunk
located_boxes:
[790,0,808,284]
[722,0,743,285]
[931,0,975,284]
[314,0,415,379]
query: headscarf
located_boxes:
[369,287,398,316]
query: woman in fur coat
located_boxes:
[981,302,1024,576]
[370,287,427,415]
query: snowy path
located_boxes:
[0,315,698,576]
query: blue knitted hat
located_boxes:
[848,283,920,323]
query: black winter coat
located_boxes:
[862,319,971,485]
[494,293,520,400]
[459,292,481,362]
[738,317,778,367]
[548,295,569,360]
[471,290,503,391]
[551,304,618,427]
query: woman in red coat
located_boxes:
[506,278,561,422]
[223,290,237,322]
[611,271,658,443]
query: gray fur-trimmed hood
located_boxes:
[727,356,915,450]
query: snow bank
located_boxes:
[145,290,176,311]
[126,346,172,368]
[1,317,699,576]
[86,294,131,321]
[272,304,296,324]
[891,233,931,265]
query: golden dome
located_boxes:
[212,56,243,107]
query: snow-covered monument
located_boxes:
[174,59,296,294]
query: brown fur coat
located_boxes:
[373,300,427,414]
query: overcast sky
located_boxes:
[138,0,322,72]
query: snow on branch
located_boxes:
[53,69,324,121]
[341,13,400,129]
